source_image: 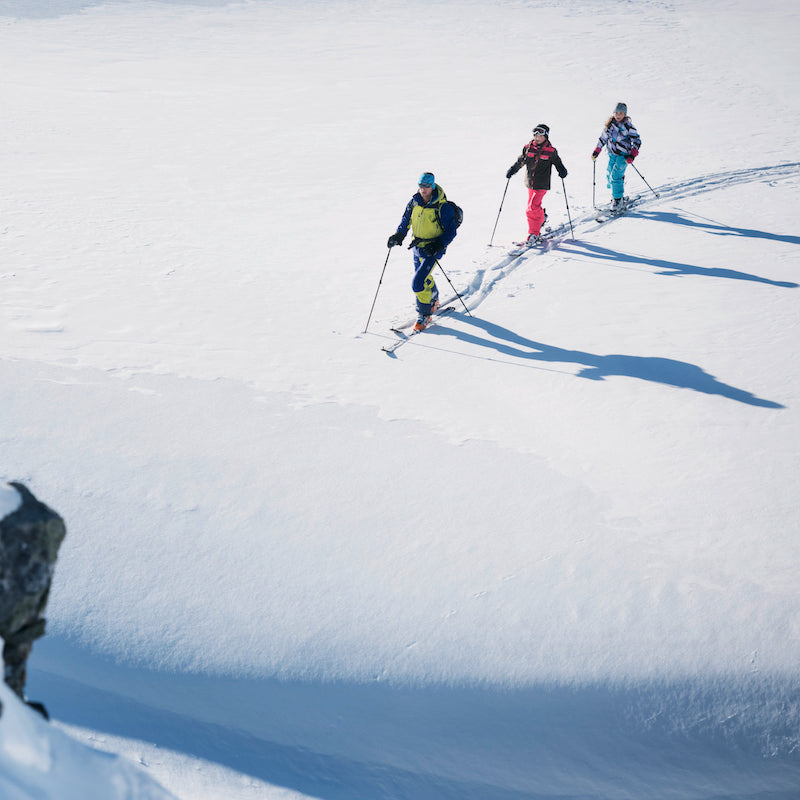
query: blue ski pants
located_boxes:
[411,248,440,314]
[606,153,628,200]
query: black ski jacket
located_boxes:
[508,139,567,190]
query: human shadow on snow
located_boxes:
[634,208,800,247]
[560,240,798,288]
[435,316,783,409]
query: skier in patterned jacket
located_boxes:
[505,123,568,244]
[387,172,458,331]
[592,102,642,210]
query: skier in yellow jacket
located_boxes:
[388,172,458,331]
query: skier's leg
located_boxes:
[608,154,627,200]
[412,251,439,315]
[526,189,547,235]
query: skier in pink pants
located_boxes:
[506,124,568,244]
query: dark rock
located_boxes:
[0,482,66,716]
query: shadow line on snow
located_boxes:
[425,315,784,409]
[635,208,800,248]
[559,240,798,288]
[30,660,800,800]
[35,674,536,800]
[465,162,799,323]
[36,671,531,800]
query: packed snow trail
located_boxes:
[459,162,799,314]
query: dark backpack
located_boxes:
[436,200,463,232]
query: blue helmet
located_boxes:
[418,172,435,187]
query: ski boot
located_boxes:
[413,314,431,332]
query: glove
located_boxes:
[423,239,442,257]
[591,147,601,160]
[505,164,520,179]
[626,148,639,164]
[558,168,568,179]
[387,232,404,248]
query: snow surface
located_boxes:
[1,0,799,798]
[0,484,22,519]
[0,678,177,799]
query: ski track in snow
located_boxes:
[373,163,800,336]
[464,162,800,311]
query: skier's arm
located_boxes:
[397,199,414,235]
[554,150,568,179]
[506,152,525,179]
[592,129,609,159]
[437,202,458,248]
[626,122,642,152]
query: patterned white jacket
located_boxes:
[596,116,642,157]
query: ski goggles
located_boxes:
[532,128,547,136]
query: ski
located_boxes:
[595,196,640,223]
[508,239,540,255]
[389,293,462,333]
[383,306,455,354]
[507,223,569,256]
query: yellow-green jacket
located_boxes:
[394,185,458,250]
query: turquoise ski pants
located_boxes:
[607,153,628,200]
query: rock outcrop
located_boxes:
[0,482,66,718]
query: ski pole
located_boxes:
[630,162,660,198]
[488,178,511,246]
[592,158,596,208]
[435,260,471,316]
[363,248,392,333]
[561,177,575,240]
